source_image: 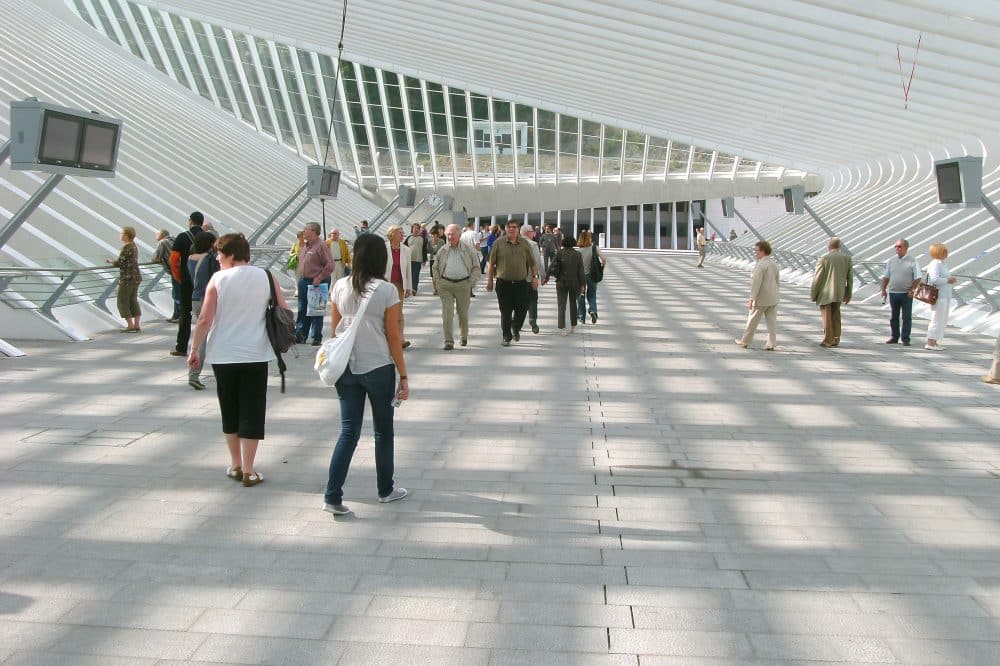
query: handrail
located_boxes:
[0,246,292,320]
[707,242,1000,313]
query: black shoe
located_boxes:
[884,338,898,344]
[311,339,322,346]
[169,349,186,357]
[501,338,511,347]
[443,342,454,350]
[513,331,520,342]
[460,338,467,346]
[402,340,411,349]
[295,334,306,344]
[470,293,476,298]
[167,317,179,323]
[591,312,598,324]
[531,323,539,334]
[902,340,911,346]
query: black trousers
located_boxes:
[495,278,529,341]
[175,280,193,353]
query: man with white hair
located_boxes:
[432,224,481,350]
[520,223,545,334]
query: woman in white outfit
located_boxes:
[924,242,957,351]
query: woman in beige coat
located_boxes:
[735,240,780,350]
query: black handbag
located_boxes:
[589,248,604,283]
[264,269,296,392]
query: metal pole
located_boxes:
[696,211,728,243]
[0,173,65,251]
[731,207,766,242]
[321,199,327,239]
[140,267,169,301]
[40,270,78,319]
[802,201,852,255]
[982,195,1000,226]
[263,196,312,245]
[247,182,307,244]
[0,140,10,166]
[394,197,428,228]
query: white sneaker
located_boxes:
[560,329,568,336]
[924,344,946,351]
[323,503,352,515]
[379,487,408,503]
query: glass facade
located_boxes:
[67,0,806,196]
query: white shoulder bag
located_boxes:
[315,280,380,387]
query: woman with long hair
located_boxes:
[324,233,410,516]
[188,233,288,486]
[106,226,142,332]
[576,230,607,325]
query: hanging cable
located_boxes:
[321,0,349,167]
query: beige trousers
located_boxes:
[820,302,842,345]
[438,277,471,343]
[740,305,777,347]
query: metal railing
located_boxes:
[707,242,1000,313]
[0,246,292,322]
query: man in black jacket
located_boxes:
[169,211,205,356]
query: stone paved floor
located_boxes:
[1,252,999,665]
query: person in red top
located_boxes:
[295,222,335,346]
[169,212,204,357]
[384,225,412,348]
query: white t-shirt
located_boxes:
[205,265,275,364]
[331,277,400,375]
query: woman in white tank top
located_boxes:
[188,233,289,487]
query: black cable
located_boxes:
[321,0,349,167]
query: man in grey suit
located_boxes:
[735,240,780,350]
[810,236,853,348]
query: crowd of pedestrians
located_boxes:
[146,212,996,517]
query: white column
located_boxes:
[638,204,644,250]
[655,204,661,250]
[671,202,678,250]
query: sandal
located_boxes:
[226,466,242,481]
[242,471,264,487]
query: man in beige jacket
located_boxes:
[810,236,853,348]
[735,240,780,350]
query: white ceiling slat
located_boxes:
[134,0,1000,175]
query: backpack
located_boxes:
[589,248,604,283]
[548,252,563,280]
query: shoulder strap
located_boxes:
[265,268,278,306]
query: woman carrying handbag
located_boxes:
[323,234,409,516]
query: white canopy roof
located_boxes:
[146,0,1000,174]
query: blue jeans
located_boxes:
[296,277,329,342]
[577,276,598,321]
[170,277,181,319]
[888,291,914,342]
[410,261,422,292]
[324,363,397,505]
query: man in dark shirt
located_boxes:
[486,219,538,347]
[169,211,204,356]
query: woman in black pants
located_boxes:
[188,233,288,486]
[550,235,586,336]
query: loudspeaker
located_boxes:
[721,197,734,218]
[934,156,982,206]
[307,165,340,199]
[398,185,417,207]
[783,186,804,214]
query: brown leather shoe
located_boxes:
[242,471,264,487]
